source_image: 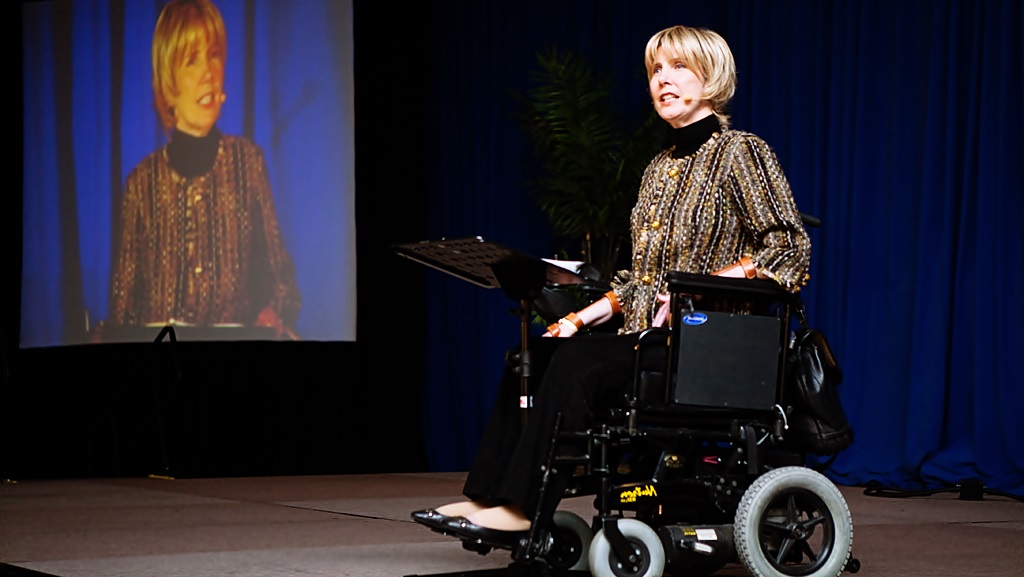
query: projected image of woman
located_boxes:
[109,0,300,338]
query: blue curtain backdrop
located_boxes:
[414,0,1024,497]
[20,0,357,346]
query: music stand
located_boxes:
[393,236,590,425]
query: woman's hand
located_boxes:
[255,307,299,340]
[652,293,672,327]
[714,264,746,278]
[542,293,620,337]
[544,313,582,338]
[713,257,760,279]
[255,307,284,335]
[543,324,577,338]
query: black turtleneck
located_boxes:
[166,126,222,178]
[669,114,722,159]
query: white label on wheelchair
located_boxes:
[519,395,533,408]
[695,528,718,541]
[693,542,714,553]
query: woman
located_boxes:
[108,0,300,338]
[412,25,810,541]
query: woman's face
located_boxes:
[649,48,712,128]
[168,37,224,137]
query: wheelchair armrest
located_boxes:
[666,271,797,304]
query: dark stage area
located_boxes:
[3,340,429,480]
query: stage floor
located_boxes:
[1,472,1022,577]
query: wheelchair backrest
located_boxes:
[664,272,796,412]
[672,310,783,410]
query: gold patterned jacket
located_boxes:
[109,134,301,329]
[613,129,811,334]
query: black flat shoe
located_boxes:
[411,508,453,531]
[443,516,530,548]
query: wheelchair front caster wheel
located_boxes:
[588,519,665,577]
[544,511,592,571]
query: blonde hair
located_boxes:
[151,0,227,132]
[644,26,737,127]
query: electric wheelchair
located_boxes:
[421,270,859,577]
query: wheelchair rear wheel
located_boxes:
[588,518,665,577]
[734,466,853,577]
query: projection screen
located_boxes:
[20,0,356,346]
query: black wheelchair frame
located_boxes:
[442,272,860,577]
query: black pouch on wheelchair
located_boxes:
[672,311,783,410]
[784,323,854,455]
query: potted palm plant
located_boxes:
[518,47,669,282]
